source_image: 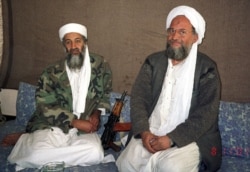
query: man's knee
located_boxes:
[116,152,133,172]
[148,144,200,172]
[155,157,185,172]
[90,144,104,161]
[152,153,200,172]
[116,154,125,171]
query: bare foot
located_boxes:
[1,133,24,146]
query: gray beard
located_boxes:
[166,42,191,61]
[66,52,84,71]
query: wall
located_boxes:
[1,0,250,102]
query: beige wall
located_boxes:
[1,0,250,102]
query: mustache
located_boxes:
[69,48,80,54]
[168,39,182,45]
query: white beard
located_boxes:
[67,52,84,71]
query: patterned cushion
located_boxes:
[218,156,250,172]
[219,101,250,158]
[16,82,37,126]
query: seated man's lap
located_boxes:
[117,137,200,172]
[8,127,104,169]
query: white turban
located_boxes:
[166,5,206,44]
[59,23,87,41]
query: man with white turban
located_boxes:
[116,5,221,172]
[4,23,112,170]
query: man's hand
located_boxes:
[149,135,172,152]
[89,110,101,131]
[71,110,101,133]
[71,119,96,133]
[141,131,173,153]
[141,131,158,153]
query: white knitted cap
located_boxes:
[59,23,87,41]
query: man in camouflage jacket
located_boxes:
[26,52,112,134]
[6,23,113,170]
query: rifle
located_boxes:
[101,91,127,152]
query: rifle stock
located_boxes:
[113,122,131,132]
[101,91,127,151]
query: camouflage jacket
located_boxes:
[26,53,112,133]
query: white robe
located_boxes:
[8,127,105,170]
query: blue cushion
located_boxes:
[219,101,250,158]
[218,156,250,172]
[16,82,37,126]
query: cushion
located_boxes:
[218,156,250,172]
[16,82,37,126]
[0,89,18,116]
[219,101,250,158]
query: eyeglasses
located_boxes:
[166,28,194,37]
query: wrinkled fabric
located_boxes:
[8,127,104,170]
[117,137,200,172]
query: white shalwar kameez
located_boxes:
[117,5,206,172]
[8,127,104,171]
[116,57,200,172]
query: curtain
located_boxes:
[0,0,3,66]
[0,0,11,88]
